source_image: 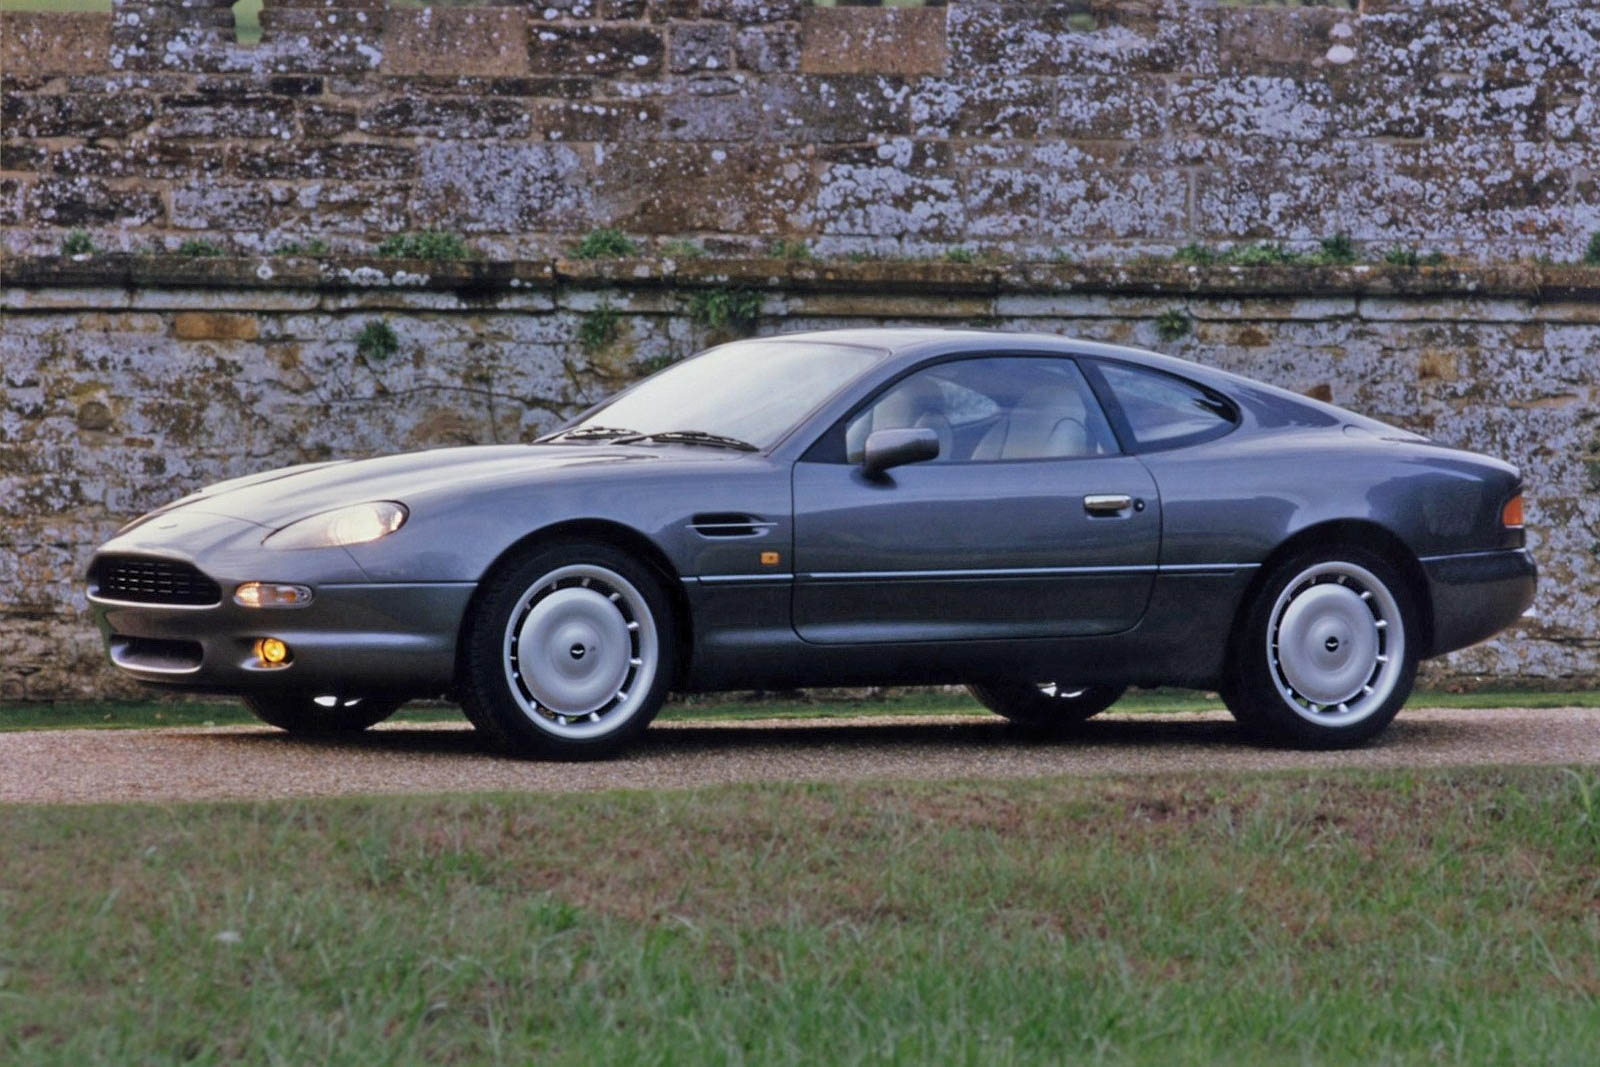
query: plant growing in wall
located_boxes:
[571,228,638,260]
[273,238,328,257]
[176,239,224,257]
[1314,233,1356,265]
[1585,232,1600,266]
[578,301,623,355]
[767,239,813,261]
[61,230,94,256]
[1155,308,1191,342]
[357,319,400,363]
[687,288,762,334]
[377,232,470,261]
[660,239,706,260]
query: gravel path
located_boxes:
[3,707,1598,806]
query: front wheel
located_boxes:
[967,681,1126,732]
[244,693,403,734]
[1224,546,1418,748]
[457,541,676,759]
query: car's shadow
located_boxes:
[211,712,1468,761]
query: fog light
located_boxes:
[254,637,290,666]
[235,582,313,608]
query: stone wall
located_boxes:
[2,256,1596,699]
[2,0,1598,261]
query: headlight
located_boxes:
[263,502,408,550]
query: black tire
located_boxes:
[244,693,403,734]
[457,540,677,759]
[1224,544,1419,749]
[967,681,1126,733]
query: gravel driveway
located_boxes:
[3,707,1598,805]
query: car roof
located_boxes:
[757,326,1210,377]
[753,327,1404,438]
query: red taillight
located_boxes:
[1501,494,1524,529]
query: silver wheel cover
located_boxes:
[1267,560,1404,728]
[502,563,659,739]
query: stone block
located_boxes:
[590,142,814,234]
[25,178,163,228]
[670,21,733,73]
[155,93,297,139]
[529,24,665,76]
[410,142,594,233]
[733,24,798,73]
[234,143,419,181]
[1,92,155,140]
[173,312,259,341]
[911,76,1054,140]
[799,7,946,77]
[383,9,530,78]
[0,12,111,76]
[361,96,532,140]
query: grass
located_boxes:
[3,765,1600,1062]
[2,688,1596,733]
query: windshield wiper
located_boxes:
[542,425,640,443]
[613,429,758,452]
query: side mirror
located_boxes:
[862,427,940,477]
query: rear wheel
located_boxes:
[1224,546,1418,748]
[244,693,403,734]
[967,681,1126,732]
[457,541,676,759]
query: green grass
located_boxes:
[3,766,1599,1062]
[2,688,1596,733]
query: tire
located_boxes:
[244,693,403,734]
[1224,545,1418,749]
[457,540,676,759]
[967,681,1126,733]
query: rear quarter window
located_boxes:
[1090,361,1237,452]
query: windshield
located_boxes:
[556,340,885,451]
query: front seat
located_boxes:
[848,375,955,462]
[971,384,1090,461]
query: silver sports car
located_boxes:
[87,329,1535,757]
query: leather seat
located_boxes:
[971,384,1092,461]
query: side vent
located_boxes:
[688,513,772,538]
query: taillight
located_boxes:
[1501,493,1524,529]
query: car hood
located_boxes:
[167,445,722,529]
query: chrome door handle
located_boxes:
[1083,494,1133,514]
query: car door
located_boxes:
[790,355,1161,644]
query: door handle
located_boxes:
[1083,493,1133,515]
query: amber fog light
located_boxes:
[235,582,313,608]
[254,637,290,667]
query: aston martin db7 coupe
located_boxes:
[87,328,1535,756]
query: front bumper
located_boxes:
[89,581,474,696]
[1421,547,1537,658]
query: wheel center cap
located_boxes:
[515,587,631,715]
[1275,583,1379,706]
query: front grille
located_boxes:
[91,556,222,606]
